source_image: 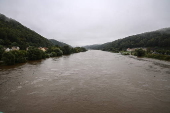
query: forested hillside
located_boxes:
[85,28,170,51]
[49,39,70,47]
[0,14,53,49]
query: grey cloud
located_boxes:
[0,0,170,46]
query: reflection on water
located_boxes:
[0,50,170,113]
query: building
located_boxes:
[39,47,48,52]
[5,48,11,52]
[11,46,20,50]
[127,48,147,52]
[127,48,135,51]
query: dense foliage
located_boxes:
[46,46,63,57]
[10,50,27,63]
[0,13,53,49]
[0,13,86,65]
[0,45,5,60]
[0,46,87,65]
[2,51,15,65]
[134,49,146,57]
[146,54,170,61]
[49,39,70,47]
[27,48,46,60]
[85,28,170,51]
[72,47,87,53]
[61,45,72,55]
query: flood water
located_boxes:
[0,50,170,113]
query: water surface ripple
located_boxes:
[0,50,170,113]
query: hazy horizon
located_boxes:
[0,0,170,46]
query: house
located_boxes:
[11,46,20,50]
[44,47,48,51]
[5,48,11,52]
[127,48,135,51]
[127,47,147,52]
[39,47,48,52]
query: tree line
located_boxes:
[120,48,170,61]
[85,28,170,52]
[0,13,53,49]
[0,13,88,65]
[0,45,87,65]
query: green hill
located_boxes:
[49,39,70,47]
[0,13,53,49]
[85,28,170,51]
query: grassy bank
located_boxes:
[145,54,170,61]
[120,49,170,61]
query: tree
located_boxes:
[46,46,63,57]
[61,46,71,55]
[0,14,53,48]
[135,49,145,57]
[72,47,87,53]
[0,39,4,45]
[0,45,5,60]
[11,50,27,63]
[11,42,18,47]
[27,48,45,60]
[50,52,57,57]
[53,47,63,56]
[2,52,15,65]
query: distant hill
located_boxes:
[0,13,53,49]
[156,28,170,34]
[49,39,70,47]
[85,28,170,51]
[83,44,101,50]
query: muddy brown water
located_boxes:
[0,50,170,113]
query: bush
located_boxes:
[46,47,63,56]
[72,47,87,53]
[146,54,170,61]
[41,50,46,59]
[11,50,27,63]
[2,52,15,65]
[50,52,57,57]
[0,45,5,60]
[61,46,72,55]
[45,54,50,58]
[120,51,130,55]
[135,49,145,57]
[53,48,63,56]
[27,48,45,60]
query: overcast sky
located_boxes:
[0,0,170,46]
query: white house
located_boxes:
[5,48,11,52]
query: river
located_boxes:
[0,50,170,113]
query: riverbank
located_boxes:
[120,51,170,61]
[0,46,87,66]
[145,54,170,61]
[125,54,170,66]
